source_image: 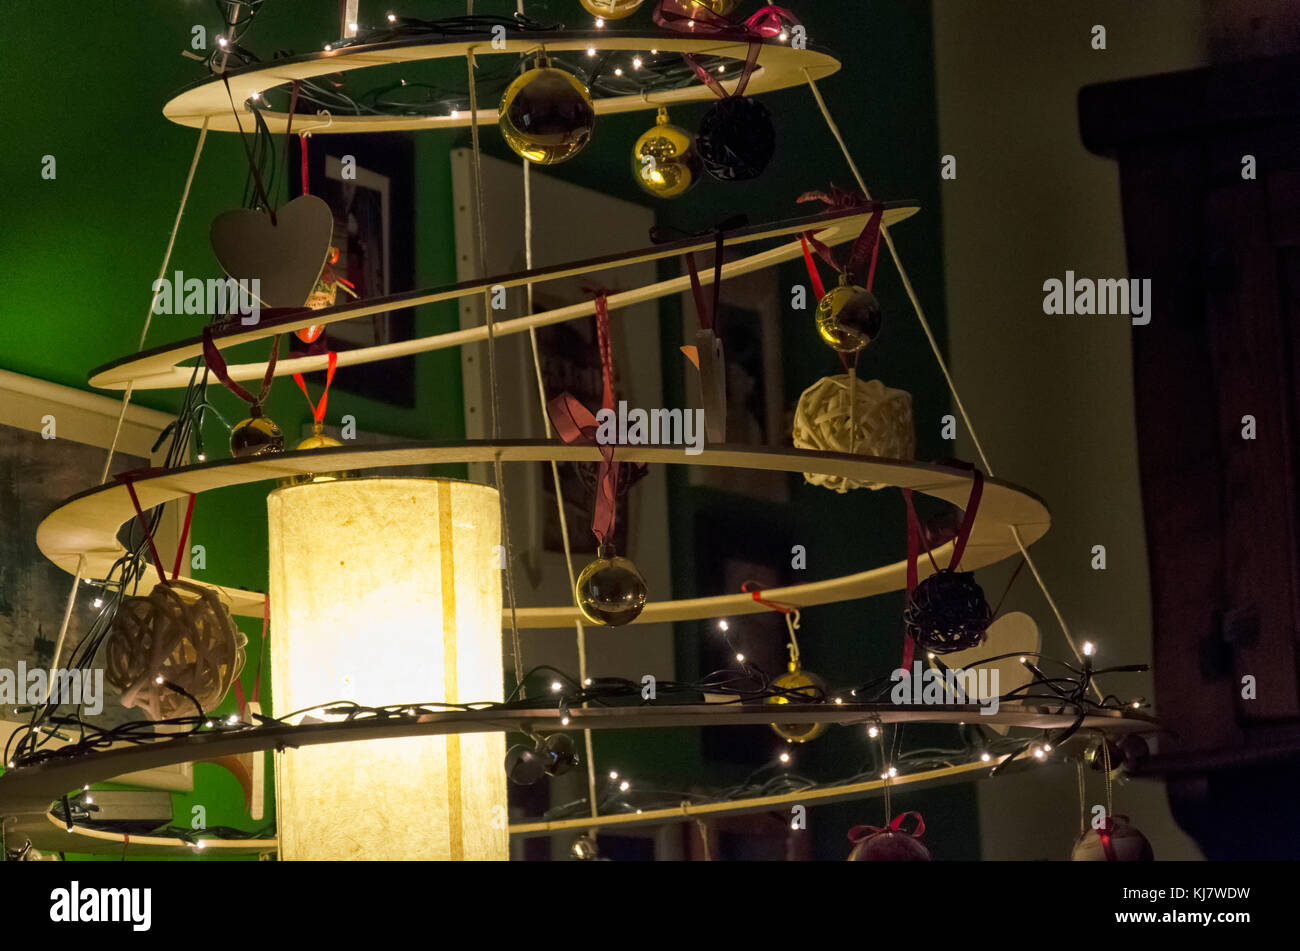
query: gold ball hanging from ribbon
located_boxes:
[815,275,882,353]
[579,0,646,18]
[576,547,648,626]
[632,106,703,199]
[499,60,596,165]
[230,411,284,458]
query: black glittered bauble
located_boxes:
[904,569,992,654]
[498,63,595,165]
[576,547,648,626]
[543,733,579,776]
[816,280,882,353]
[505,745,548,785]
[696,96,776,183]
[847,829,931,862]
[1071,816,1154,862]
[230,410,284,458]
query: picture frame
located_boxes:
[0,369,193,792]
[289,132,417,408]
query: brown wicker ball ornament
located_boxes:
[904,569,993,654]
[105,579,247,721]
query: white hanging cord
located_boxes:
[467,47,526,693]
[784,608,802,668]
[51,118,211,691]
[101,117,210,483]
[802,70,1099,699]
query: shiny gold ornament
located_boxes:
[576,546,648,626]
[681,0,741,17]
[815,274,882,353]
[767,663,828,743]
[579,0,645,17]
[498,58,596,165]
[230,410,284,458]
[280,422,355,487]
[632,107,703,199]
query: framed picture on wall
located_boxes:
[0,369,193,792]
[289,132,417,408]
[682,254,789,501]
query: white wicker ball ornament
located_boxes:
[791,375,915,492]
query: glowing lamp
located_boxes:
[268,478,507,860]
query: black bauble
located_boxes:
[543,733,578,776]
[505,745,548,785]
[904,569,993,654]
[696,96,776,182]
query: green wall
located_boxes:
[1,0,968,859]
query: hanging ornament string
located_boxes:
[114,473,197,589]
[797,189,886,290]
[202,329,282,412]
[546,292,621,546]
[684,229,727,333]
[654,2,800,39]
[681,40,762,99]
[232,596,268,721]
[220,74,276,222]
[740,581,802,667]
[899,468,984,669]
[291,350,338,423]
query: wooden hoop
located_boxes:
[165,32,841,134]
[37,442,1049,627]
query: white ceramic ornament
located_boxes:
[210,195,334,309]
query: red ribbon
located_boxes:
[546,293,620,546]
[654,2,800,38]
[900,468,985,668]
[682,41,762,99]
[115,471,196,588]
[685,229,727,332]
[202,328,282,409]
[292,350,338,424]
[797,189,885,289]
[741,581,797,614]
[847,811,926,843]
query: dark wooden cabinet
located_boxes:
[1081,53,1300,859]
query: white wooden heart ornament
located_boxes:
[932,611,1042,735]
[210,195,334,310]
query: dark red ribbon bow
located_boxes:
[847,811,926,843]
[654,1,800,37]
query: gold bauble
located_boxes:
[230,412,284,458]
[767,665,827,743]
[632,106,703,199]
[815,276,882,353]
[575,549,648,626]
[579,0,645,17]
[685,0,741,15]
[280,422,354,486]
[499,62,595,165]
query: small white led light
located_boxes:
[550,681,562,692]
[980,752,992,762]
[633,57,643,69]
[867,725,879,738]
[614,67,623,76]
[619,780,630,792]
[387,12,396,22]
[735,653,745,663]
[595,17,605,28]
[92,597,103,608]
[779,751,790,763]
[609,770,619,780]
[1082,641,1095,657]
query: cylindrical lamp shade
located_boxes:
[267,478,507,860]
